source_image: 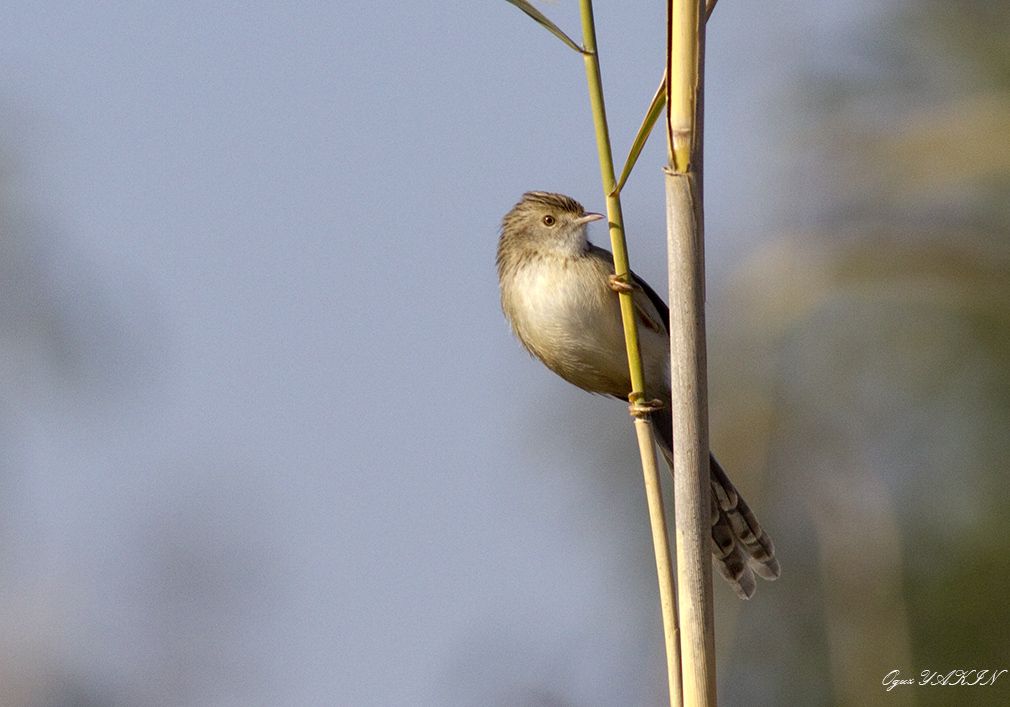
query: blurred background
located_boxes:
[1,1,1007,705]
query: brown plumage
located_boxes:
[498,191,779,598]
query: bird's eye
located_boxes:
[542,215,556,226]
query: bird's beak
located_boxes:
[573,212,605,226]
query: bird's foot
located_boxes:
[628,396,664,417]
[608,273,642,294]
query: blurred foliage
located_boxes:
[709,0,1010,705]
[0,110,153,406]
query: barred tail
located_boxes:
[651,410,779,598]
[709,455,780,597]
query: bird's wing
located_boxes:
[586,243,670,335]
[631,270,670,335]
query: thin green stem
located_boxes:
[579,3,683,706]
[578,0,644,402]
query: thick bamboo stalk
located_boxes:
[665,171,715,706]
[667,0,701,171]
[666,0,717,705]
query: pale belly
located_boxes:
[505,261,640,397]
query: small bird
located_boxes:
[497,191,779,598]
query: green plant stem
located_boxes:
[578,2,683,706]
[577,1,639,386]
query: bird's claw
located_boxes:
[628,396,664,417]
[608,273,642,294]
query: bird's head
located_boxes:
[500,192,605,255]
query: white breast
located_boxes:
[504,258,631,394]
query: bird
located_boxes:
[497,191,779,598]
